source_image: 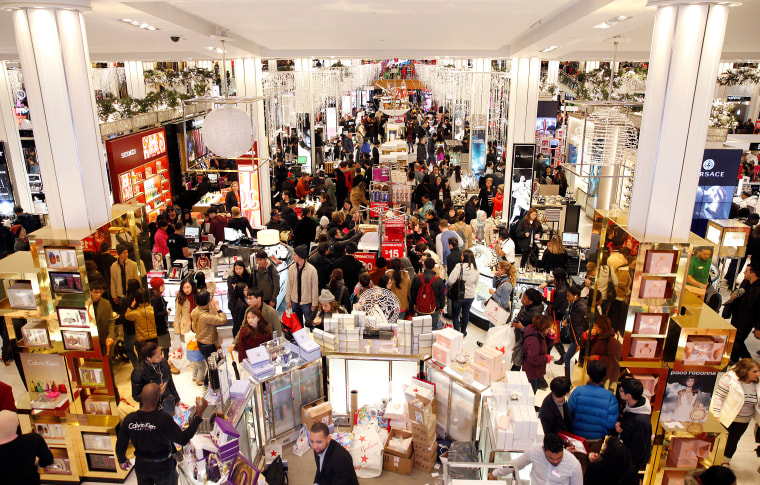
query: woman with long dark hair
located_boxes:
[516,208,543,268]
[449,165,462,193]
[388,258,411,319]
[328,268,351,310]
[333,168,347,207]
[236,307,273,363]
[464,195,479,224]
[479,176,497,214]
[448,249,480,336]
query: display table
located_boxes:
[530,196,567,234]
[423,358,492,442]
[192,191,224,213]
[326,352,421,418]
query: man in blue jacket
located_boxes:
[568,360,618,470]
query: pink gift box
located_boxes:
[634,313,664,335]
[436,328,463,353]
[471,361,491,386]
[475,347,502,373]
[631,374,658,398]
[644,251,676,274]
[629,338,658,359]
[684,336,725,364]
[667,438,711,468]
[662,471,687,485]
[639,278,670,299]
[432,343,451,366]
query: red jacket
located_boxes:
[522,324,554,380]
[492,192,504,217]
[237,326,273,363]
[208,215,228,243]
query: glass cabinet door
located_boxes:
[449,381,477,441]
[267,373,296,436]
[295,362,322,411]
[427,366,450,432]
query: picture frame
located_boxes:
[79,365,105,386]
[44,247,78,269]
[61,329,93,351]
[86,454,117,471]
[7,281,36,309]
[57,307,89,328]
[84,397,111,415]
[49,272,84,294]
[20,320,50,348]
[638,277,674,299]
[35,422,64,439]
[225,452,260,485]
[82,433,112,451]
[643,250,678,274]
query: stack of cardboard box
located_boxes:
[311,328,337,351]
[301,397,333,430]
[471,346,506,385]
[408,396,437,472]
[382,429,414,475]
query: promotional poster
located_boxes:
[691,148,742,236]
[660,370,718,423]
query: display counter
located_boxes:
[423,357,490,442]
[245,358,323,442]
[176,385,261,485]
[191,191,225,213]
[326,353,421,418]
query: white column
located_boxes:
[234,57,271,222]
[0,62,33,212]
[2,0,111,231]
[748,84,760,124]
[124,60,145,99]
[294,58,315,173]
[585,61,600,72]
[267,60,277,72]
[470,57,491,172]
[628,1,731,242]
[546,60,560,86]
[505,57,540,223]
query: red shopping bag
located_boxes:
[282,310,303,333]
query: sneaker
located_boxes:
[169,362,180,375]
[476,341,484,347]
[553,359,564,365]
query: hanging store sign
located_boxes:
[238,144,263,227]
[691,148,742,236]
[355,252,377,272]
[381,241,405,260]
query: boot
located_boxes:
[169,361,180,375]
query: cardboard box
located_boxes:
[412,418,436,443]
[301,398,332,430]
[412,431,436,454]
[413,444,437,472]
[384,429,413,458]
[408,399,434,426]
[383,452,413,475]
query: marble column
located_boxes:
[628,0,732,241]
[2,0,111,231]
[0,62,33,213]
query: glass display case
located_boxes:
[326,354,420,417]
[248,358,323,443]
[424,358,489,442]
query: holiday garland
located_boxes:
[717,67,760,87]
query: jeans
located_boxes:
[124,333,139,369]
[291,302,313,327]
[198,343,217,385]
[529,377,541,393]
[135,458,179,485]
[725,420,750,458]
[451,298,474,335]
[420,311,441,330]
[564,341,578,378]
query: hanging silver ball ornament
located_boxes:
[202,106,253,158]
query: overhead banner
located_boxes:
[691,148,742,236]
[238,145,263,227]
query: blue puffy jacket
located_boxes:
[568,383,619,440]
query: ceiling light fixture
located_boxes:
[594,15,632,29]
[541,45,560,53]
[120,18,159,30]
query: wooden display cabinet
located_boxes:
[72,414,132,480]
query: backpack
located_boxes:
[415,273,439,314]
[454,223,466,242]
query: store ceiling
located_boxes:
[0,0,757,62]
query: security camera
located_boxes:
[170,36,181,43]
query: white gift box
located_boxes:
[246,346,270,366]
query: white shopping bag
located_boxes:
[350,424,383,478]
[292,425,311,457]
[745,331,760,365]
[484,299,510,326]
[169,333,189,370]
[483,324,516,366]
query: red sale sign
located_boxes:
[369,201,388,217]
[355,252,377,272]
[381,242,405,260]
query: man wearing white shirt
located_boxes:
[493,433,582,485]
[496,228,516,265]
[436,219,463,267]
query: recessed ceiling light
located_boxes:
[594,15,632,29]
[146,26,156,31]
[121,19,132,23]
[541,45,560,53]
[139,23,148,28]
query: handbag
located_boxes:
[484,298,510,326]
[560,322,572,344]
[447,264,466,301]
[263,456,288,485]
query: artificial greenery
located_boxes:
[574,66,646,102]
[97,67,213,122]
[709,99,738,129]
[717,67,760,86]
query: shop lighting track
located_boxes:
[594,15,632,29]
[120,18,158,31]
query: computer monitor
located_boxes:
[184,226,200,241]
[224,227,243,241]
[562,232,579,247]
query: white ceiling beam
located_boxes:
[123,1,262,56]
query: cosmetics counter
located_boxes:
[2,204,151,483]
